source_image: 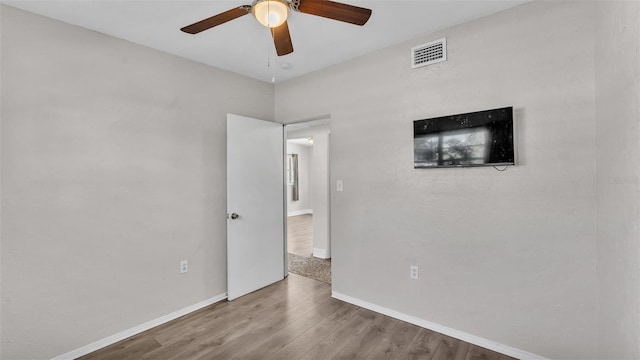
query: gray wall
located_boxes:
[595,1,640,359]
[309,130,330,258]
[0,6,274,359]
[286,142,311,214]
[276,2,601,358]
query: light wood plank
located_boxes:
[265,317,343,360]
[332,314,399,359]
[77,274,520,360]
[328,302,361,324]
[299,309,376,360]
[431,334,461,360]
[79,334,160,360]
[364,321,422,360]
[465,344,501,360]
[288,214,313,257]
[402,327,441,360]
[453,342,471,360]
[235,299,347,360]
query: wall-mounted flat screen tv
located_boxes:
[414,107,514,168]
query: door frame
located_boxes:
[283,116,331,275]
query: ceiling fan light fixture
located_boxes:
[253,0,289,28]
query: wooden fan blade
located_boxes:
[271,21,294,56]
[181,6,251,34]
[297,0,371,26]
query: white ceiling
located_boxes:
[2,0,528,83]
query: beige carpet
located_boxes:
[288,253,331,283]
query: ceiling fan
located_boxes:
[180,0,372,56]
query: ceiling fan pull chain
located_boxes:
[269,39,276,83]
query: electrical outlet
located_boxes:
[410,265,419,280]
[180,260,188,274]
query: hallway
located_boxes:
[287,214,331,283]
[287,214,313,257]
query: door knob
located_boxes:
[230,213,240,220]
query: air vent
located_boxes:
[411,38,446,68]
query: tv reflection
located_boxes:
[414,127,491,167]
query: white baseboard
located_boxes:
[313,247,330,259]
[288,209,313,217]
[331,291,548,360]
[52,293,228,360]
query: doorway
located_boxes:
[285,119,331,283]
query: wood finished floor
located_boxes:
[78,273,517,360]
[287,214,313,258]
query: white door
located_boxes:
[227,114,285,301]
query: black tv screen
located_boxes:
[413,107,514,168]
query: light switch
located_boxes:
[337,180,344,192]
